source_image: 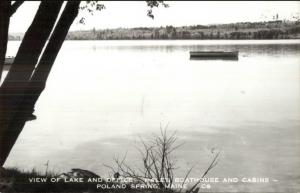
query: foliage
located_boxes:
[78,1,169,24]
[146,1,169,19]
[79,1,106,24]
[52,20,300,40]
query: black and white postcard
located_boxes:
[0,1,300,193]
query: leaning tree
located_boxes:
[0,1,168,166]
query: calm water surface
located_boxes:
[3,40,300,192]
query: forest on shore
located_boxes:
[9,20,300,41]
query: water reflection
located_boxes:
[75,40,300,57]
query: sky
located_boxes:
[9,1,300,33]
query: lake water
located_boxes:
[3,40,300,192]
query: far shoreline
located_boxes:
[7,39,300,41]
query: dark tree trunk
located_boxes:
[30,1,81,95]
[0,1,81,166]
[0,0,10,81]
[8,1,24,17]
[2,1,63,84]
[0,1,63,166]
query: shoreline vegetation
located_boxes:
[0,129,220,193]
[8,20,300,41]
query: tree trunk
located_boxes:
[0,1,63,166]
[8,1,24,17]
[1,1,80,166]
[0,0,10,81]
[30,1,81,97]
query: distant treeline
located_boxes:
[9,20,300,41]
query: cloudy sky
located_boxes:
[9,1,300,33]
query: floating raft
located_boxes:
[190,51,238,60]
